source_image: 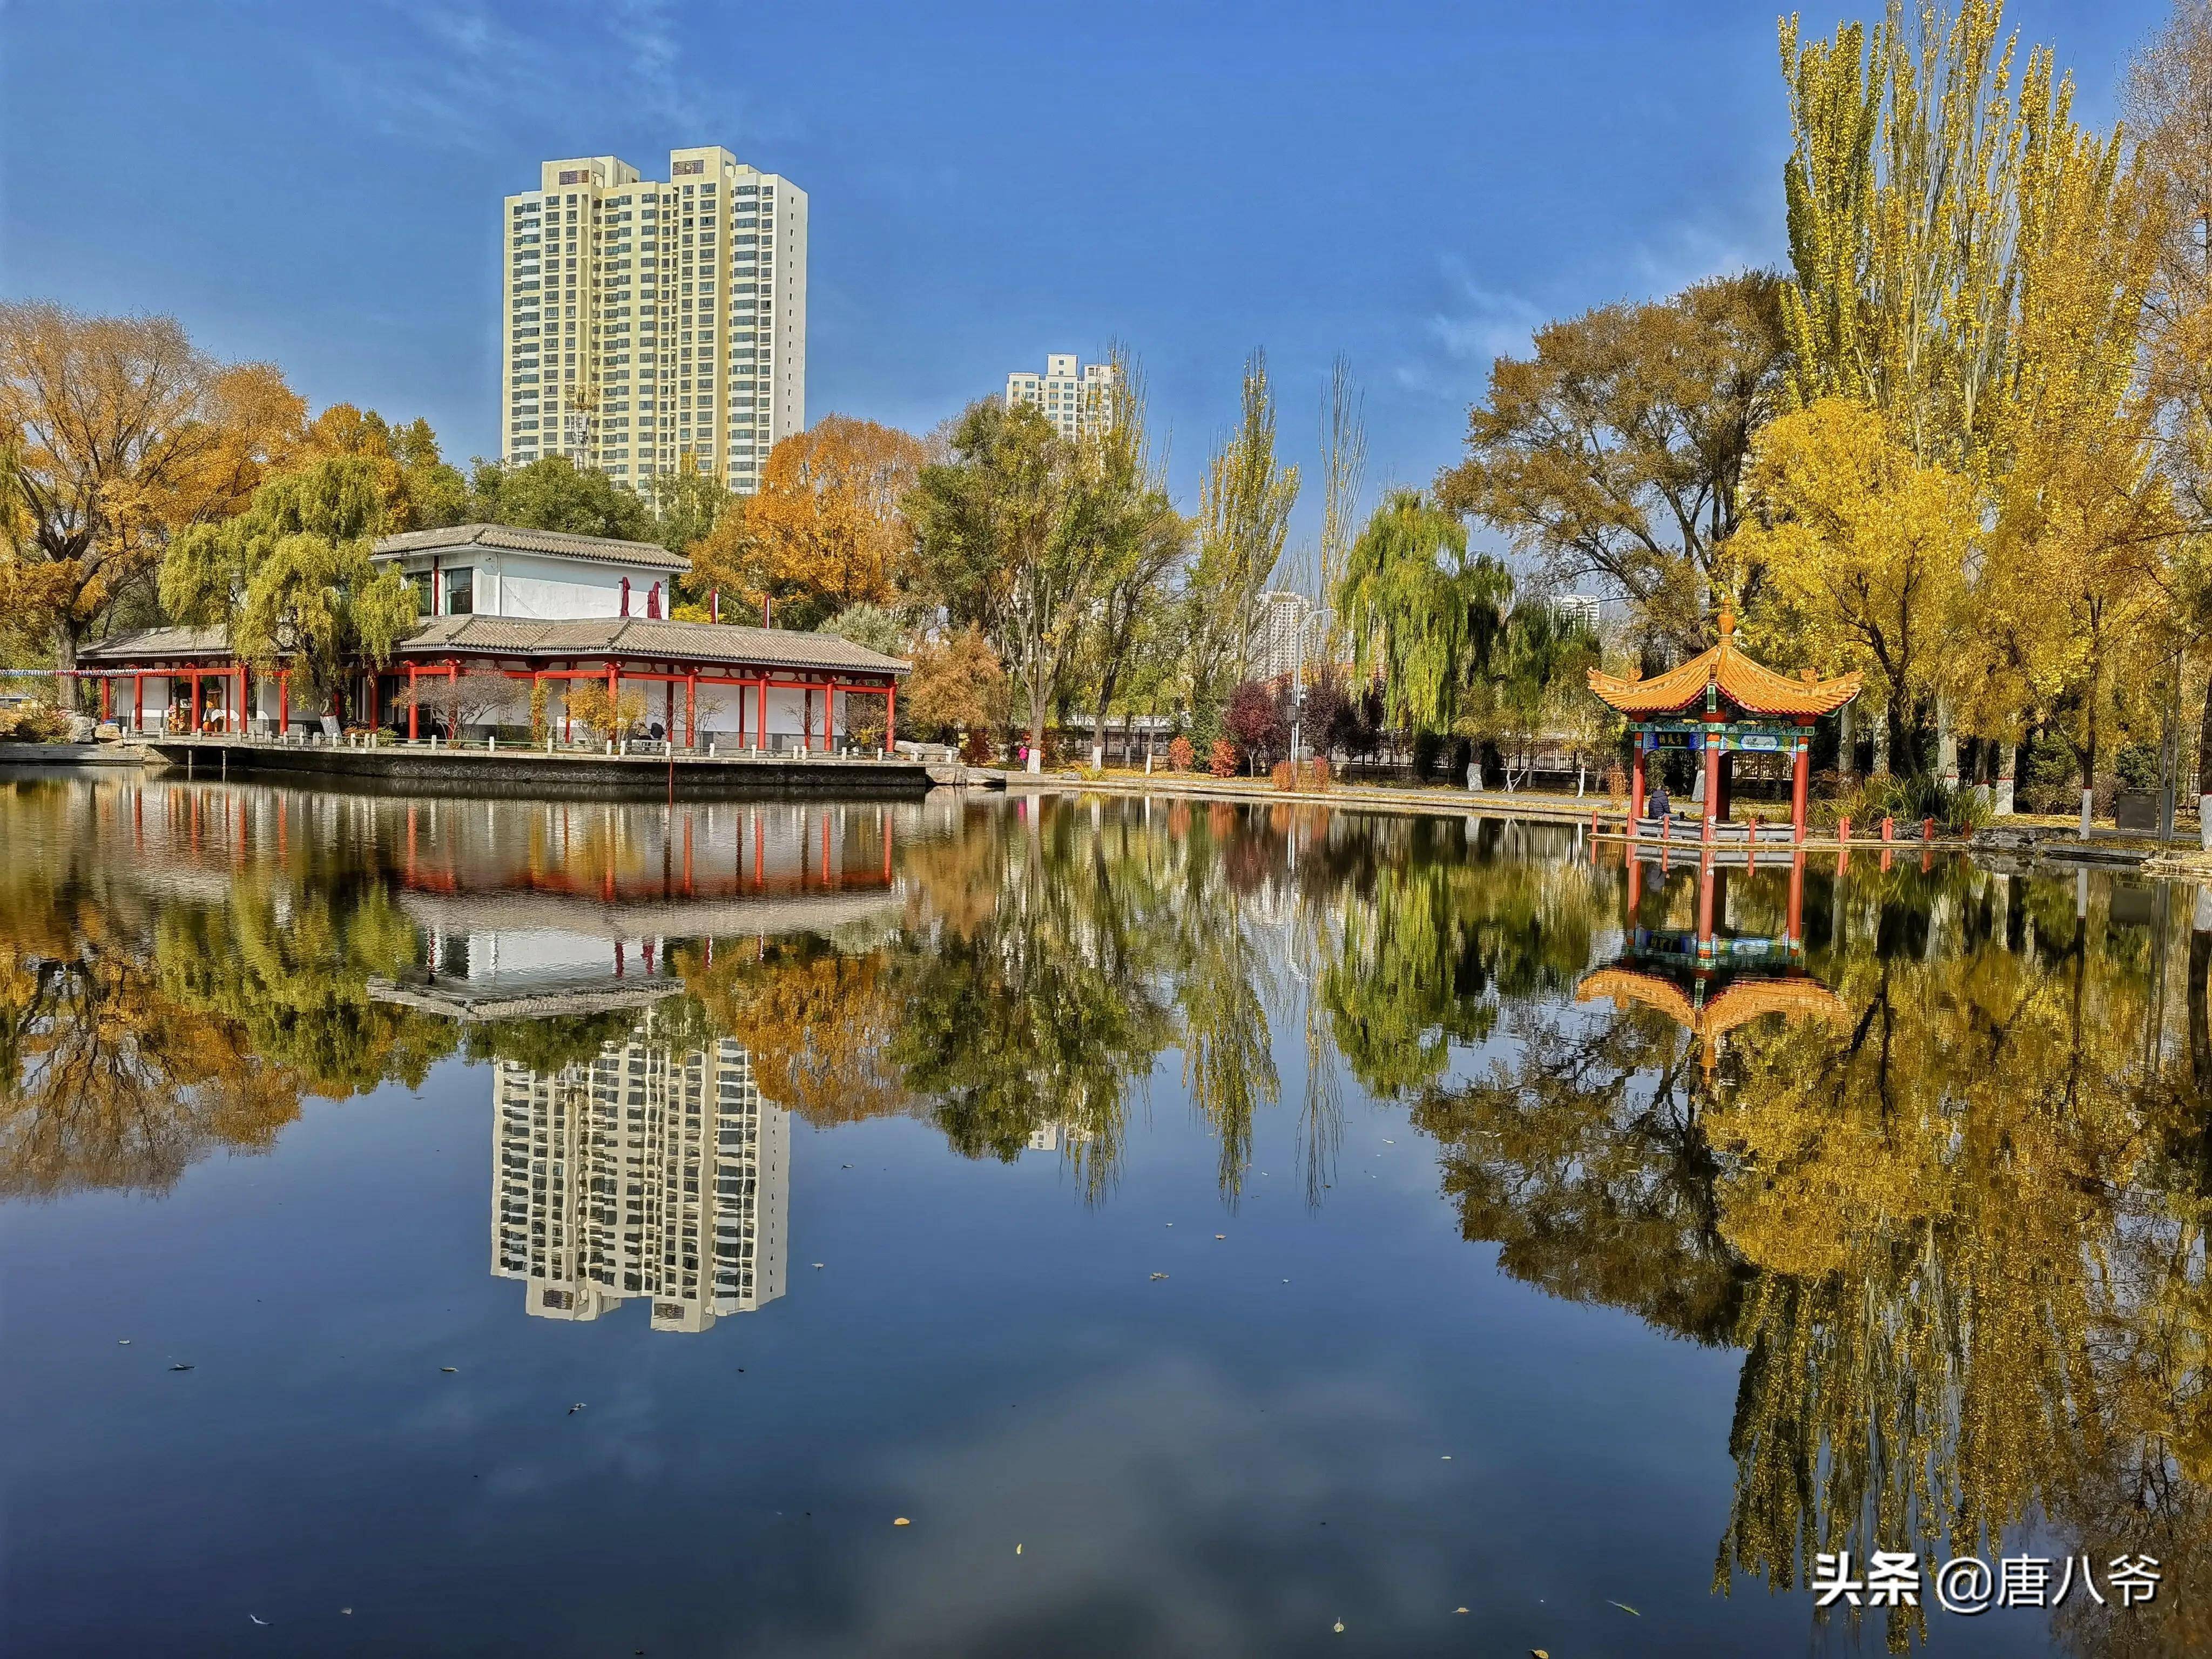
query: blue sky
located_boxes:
[0,0,2173,555]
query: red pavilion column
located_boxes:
[407,663,420,741]
[1701,724,1719,845]
[685,672,697,748]
[1790,723,1812,842]
[885,680,896,752]
[1629,734,1646,832]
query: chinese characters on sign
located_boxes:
[1813,1551,2163,1614]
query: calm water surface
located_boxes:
[2,773,2206,1657]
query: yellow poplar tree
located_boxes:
[1731,397,1975,767]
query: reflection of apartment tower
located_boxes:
[492,1019,788,1333]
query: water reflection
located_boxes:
[489,1010,788,1334]
[7,772,2212,1652]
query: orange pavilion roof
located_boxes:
[1587,611,1861,719]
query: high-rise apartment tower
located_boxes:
[502,147,808,494]
[1006,353,1116,441]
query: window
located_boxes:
[408,571,433,613]
[445,567,474,615]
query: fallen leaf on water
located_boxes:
[1215,1234,1225,1240]
[1532,1651,1549,1658]
[1015,1544,1023,1555]
[249,1615,268,1625]
[568,1402,586,1414]
[1454,1606,1469,1614]
[1609,1600,1642,1616]
[1332,1620,1345,1633]
[117,1339,130,1345]
[440,1367,458,1374]
[893,1518,911,1527]
[1150,1272,1169,1280]
[169,1363,194,1372]
[812,1263,825,1270]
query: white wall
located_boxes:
[380,552,680,621]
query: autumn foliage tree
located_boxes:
[689,416,924,629]
[162,457,419,724]
[0,303,304,699]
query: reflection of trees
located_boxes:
[0,783,456,1196]
[890,801,1175,1201]
[674,936,906,1127]
[1407,853,2212,1655]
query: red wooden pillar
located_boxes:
[1790,726,1811,842]
[278,670,289,734]
[664,677,675,741]
[1701,727,1719,844]
[758,679,769,751]
[367,672,379,731]
[607,665,618,742]
[563,675,572,744]
[885,680,896,752]
[190,670,203,735]
[132,672,144,733]
[1629,737,1647,832]
[99,677,111,719]
[685,672,697,748]
[407,663,420,740]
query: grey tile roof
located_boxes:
[373,523,691,572]
[84,617,908,678]
[79,626,230,660]
[400,614,909,675]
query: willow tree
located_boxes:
[162,456,419,727]
[1334,490,1511,738]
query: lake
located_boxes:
[0,772,2203,1657]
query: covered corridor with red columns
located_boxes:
[1587,610,1861,845]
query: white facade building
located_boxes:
[1006,354,1116,440]
[503,147,808,494]
[1252,590,1320,682]
[492,1016,789,1334]
[373,524,691,621]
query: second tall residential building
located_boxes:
[502,146,807,494]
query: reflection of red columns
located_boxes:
[683,818,694,893]
[881,806,892,884]
[754,813,765,887]
[1626,843,1643,916]
[405,805,417,883]
[1791,725,1811,841]
[1629,737,1647,831]
[1786,851,1805,947]
[821,812,832,884]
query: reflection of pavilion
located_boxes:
[490,1010,788,1334]
[1580,852,1849,1080]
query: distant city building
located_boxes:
[502,147,808,495]
[491,1014,788,1334]
[1555,594,1604,632]
[1006,353,1117,440]
[1252,590,1321,682]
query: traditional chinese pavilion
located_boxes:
[1587,611,1860,842]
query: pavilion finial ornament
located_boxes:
[1717,606,1737,640]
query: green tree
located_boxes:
[1183,350,1299,734]
[466,455,653,541]
[1334,489,1512,737]
[161,456,418,723]
[1435,272,1788,659]
[647,465,731,557]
